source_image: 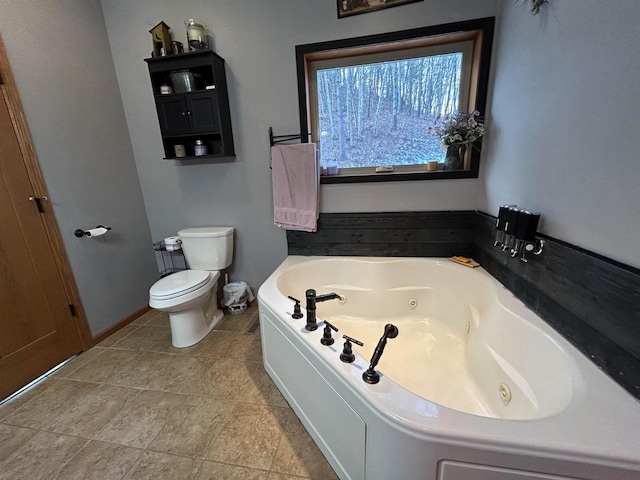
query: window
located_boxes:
[296,18,494,183]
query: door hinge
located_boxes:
[28,196,47,213]
[69,304,77,317]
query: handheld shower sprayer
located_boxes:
[362,324,399,384]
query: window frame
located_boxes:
[295,17,495,184]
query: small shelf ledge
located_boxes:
[161,131,221,139]
[155,88,215,99]
[163,153,235,160]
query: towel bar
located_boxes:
[268,127,312,169]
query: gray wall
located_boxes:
[480,0,640,267]
[100,0,499,292]
[0,0,159,335]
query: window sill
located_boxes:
[320,169,478,184]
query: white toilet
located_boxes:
[149,226,234,348]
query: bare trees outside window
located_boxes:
[316,52,463,169]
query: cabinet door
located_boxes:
[187,91,220,134]
[155,96,191,135]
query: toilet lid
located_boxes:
[149,270,211,299]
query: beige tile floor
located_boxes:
[0,304,338,480]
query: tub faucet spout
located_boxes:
[305,289,342,331]
[316,292,342,302]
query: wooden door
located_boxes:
[0,43,91,400]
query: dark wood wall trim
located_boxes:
[287,211,475,257]
[286,210,640,400]
[473,212,640,399]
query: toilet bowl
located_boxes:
[149,269,224,348]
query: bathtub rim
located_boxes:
[258,255,640,470]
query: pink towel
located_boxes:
[271,143,319,232]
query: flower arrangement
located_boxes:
[430,110,486,147]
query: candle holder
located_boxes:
[185,19,208,51]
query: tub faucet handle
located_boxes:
[321,320,339,346]
[287,296,303,319]
[340,335,363,363]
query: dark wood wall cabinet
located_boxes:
[145,50,235,159]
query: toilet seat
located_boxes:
[150,270,212,300]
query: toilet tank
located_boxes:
[177,227,234,271]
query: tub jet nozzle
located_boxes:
[363,324,399,385]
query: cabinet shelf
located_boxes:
[144,48,224,64]
[145,49,235,158]
[154,89,215,99]
[163,153,231,161]
[161,131,221,139]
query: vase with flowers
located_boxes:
[430,111,486,171]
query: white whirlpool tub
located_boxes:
[258,256,640,480]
